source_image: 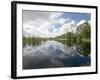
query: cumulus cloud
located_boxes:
[23,19,76,38]
[23,10,90,38]
[77,19,86,26]
[50,13,63,20]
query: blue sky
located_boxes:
[62,12,91,23]
[23,10,91,38]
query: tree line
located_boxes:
[23,22,91,46]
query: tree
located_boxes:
[81,22,90,38]
[66,32,75,41]
[76,22,91,42]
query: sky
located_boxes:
[23,10,91,38]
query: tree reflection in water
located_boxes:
[23,40,91,69]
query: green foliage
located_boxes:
[23,37,44,46]
[66,32,75,41]
[75,22,91,56]
[23,22,91,56]
[76,22,91,41]
[66,40,74,47]
[76,41,90,56]
[23,37,33,46]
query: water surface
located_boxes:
[23,40,90,69]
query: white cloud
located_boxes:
[23,18,77,38]
[23,11,78,38]
[77,19,86,26]
[23,11,91,38]
[58,20,76,34]
[57,18,67,25]
[50,13,63,20]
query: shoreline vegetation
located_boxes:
[23,22,90,44]
[23,22,91,56]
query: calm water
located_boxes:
[23,40,90,69]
